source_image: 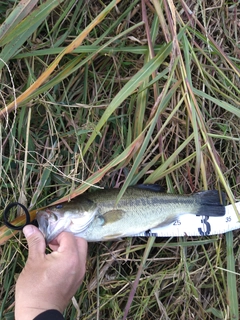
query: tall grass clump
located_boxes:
[0,0,240,319]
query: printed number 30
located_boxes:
[198,216,211,236]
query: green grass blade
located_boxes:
[193,88,240,117]
[226,231,239,320]
[83,42,173,155]
[0,0,65,69]
[0,0,39,41]
[117,69,179,200]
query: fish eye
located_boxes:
[55,204,63,209]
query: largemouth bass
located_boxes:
[36,185,225,243]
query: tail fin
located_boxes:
[195,190,226,216]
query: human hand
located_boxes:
[15,225,87,320]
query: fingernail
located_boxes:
[23,225,35,238]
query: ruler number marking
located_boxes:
[173,220,181,226]
[198,215,211,236]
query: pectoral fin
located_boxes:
[101,209,125,225]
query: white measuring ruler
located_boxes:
[135,202,240,237]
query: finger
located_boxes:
[53,232,88,258]
[48,237,60,251]
[75,237,88,262]
[52,232,80,254]
[48,243,59,251]
[23,225,46,260]
[49,234,88,256]
[51,233,88,282]
[48,238,61,251]
[74,237,88,281]
[48,233,72,252]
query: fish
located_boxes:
[36,185,226,243]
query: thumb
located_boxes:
[23,225,46,259]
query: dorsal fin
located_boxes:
[134,184,165,192]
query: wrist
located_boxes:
[15,307,49,320]
[15,284,65,319]
[15,305,62,320]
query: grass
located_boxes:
[0,0,240,319]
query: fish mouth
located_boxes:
[36,206,98,243]
[36,210,62,243]
[36,211,50,240]
[36,208,97,244]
